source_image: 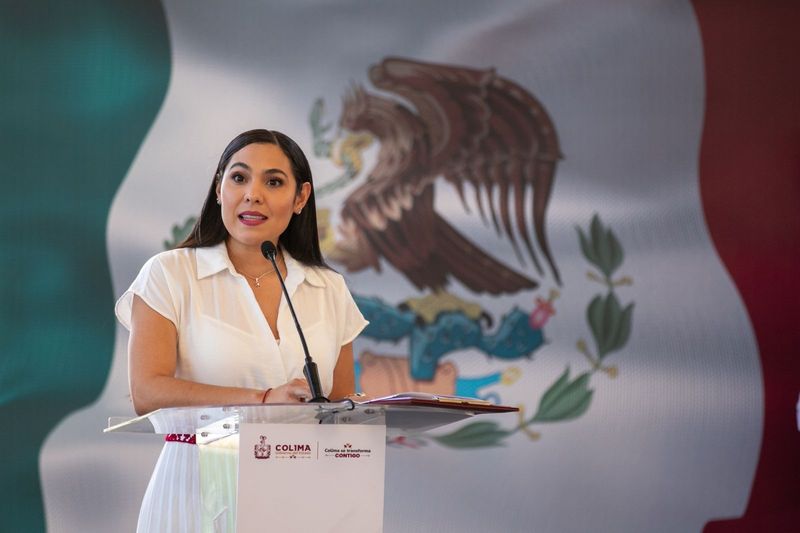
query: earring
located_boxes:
[295,208,302,215]
[216,198,221,205]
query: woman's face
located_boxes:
[216,142,310,252]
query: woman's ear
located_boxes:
[294,182,312,213]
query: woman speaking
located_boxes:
[115,129,367,532]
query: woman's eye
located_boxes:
[267,177,283,187]
[230,173,245,183]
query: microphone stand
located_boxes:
[261,241,329,403]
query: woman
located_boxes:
[116,129,367,532]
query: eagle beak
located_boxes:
[332,131,374,171]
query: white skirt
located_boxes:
[137,442,201,533]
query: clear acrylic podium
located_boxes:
[106,399,513,532]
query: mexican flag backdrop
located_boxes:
[1,1,797,531]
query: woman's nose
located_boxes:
[244,184,264,203]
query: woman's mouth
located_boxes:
[238,211,267,226]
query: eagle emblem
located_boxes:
[311,57,563,297]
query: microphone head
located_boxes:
[261,241,277,260]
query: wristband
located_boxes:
[261,388,273,403]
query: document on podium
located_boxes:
[357,392,519,413]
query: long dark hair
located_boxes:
[179,129,328,268]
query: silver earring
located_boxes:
[216,198,221,205]
[296,209,302,215]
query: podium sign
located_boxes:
[237,423,385,532]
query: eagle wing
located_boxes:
[341,175,537,294]
[368,57,562,284]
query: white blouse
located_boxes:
[115,242,367,396]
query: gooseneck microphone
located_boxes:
[261,241,329,403]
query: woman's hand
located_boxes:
[344,392,371,402]
[266,378,312,403]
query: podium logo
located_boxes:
[274,443,313,459]
[254,435,271,460]
[324,442,372,459]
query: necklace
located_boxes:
[241,268,276,287]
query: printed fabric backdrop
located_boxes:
[1,1,798,532]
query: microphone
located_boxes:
[261,241,329,403]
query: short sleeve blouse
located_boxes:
[115,243,367,395]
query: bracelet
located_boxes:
[261,388,273,403]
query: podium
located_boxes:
[106,398,515,532]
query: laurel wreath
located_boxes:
[420,214,635,448]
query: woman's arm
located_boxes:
[128,295,309,415]
[328,342,356,400]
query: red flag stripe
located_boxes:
[693,1,800,531]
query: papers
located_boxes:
[357,392,517,412]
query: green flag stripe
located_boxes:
[0,1,170,530]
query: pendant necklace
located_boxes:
[242,268,275,287]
